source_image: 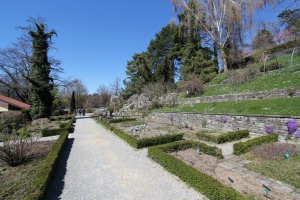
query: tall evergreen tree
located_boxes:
[28,23,57,119]
[70,91,76,114]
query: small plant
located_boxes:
[201,118,207,128]
[0,132,38,166]
[169,113,173,125]
[295,132,300,139]
[265,125,273,134]
[221,115,227,123]
[286,119,298,135]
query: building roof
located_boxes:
[0,94,30,109]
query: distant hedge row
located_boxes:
[41,116,75,137]
[233,133,279,155]
[197,130,249,144]
[95,118,183,148]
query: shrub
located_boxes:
[221,115,227,123]
[181,75,205,97]
[0,111,25,133]
[265,125,273,134]
[197,130,249,144]
[295,132,300,139]
[233,133,278,155]
[169,113,173,124]
[261,61,287,72]
[286,119,298,135]
[242,64,260,81]
[42,116,74,137]
[0,132,38,166]
[109,118,136,123]
[201,118,207,128]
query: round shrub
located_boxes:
[0,111,25,133]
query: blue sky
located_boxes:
[0,1,285,94]
[0,0,177,94]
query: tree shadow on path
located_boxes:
[45,137,74,200]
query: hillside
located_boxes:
[157,65,300,117]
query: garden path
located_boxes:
[46,115,205,200]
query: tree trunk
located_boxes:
[220,47,228,72]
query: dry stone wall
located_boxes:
[175,88,300,105]
[147,112,300,137]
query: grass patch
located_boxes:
[157,97,300,116]
[242,143,300,189]
[202,65,300,97]
[0,159,45,200]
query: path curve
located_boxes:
[46,116,205,200]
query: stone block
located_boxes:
[218,162,238,170]
[271,181,294,194]
[291,192,300,199]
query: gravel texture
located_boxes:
[46,116,205,200]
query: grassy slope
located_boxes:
[204,66,300,96]
[159,66,300,116]
[158,97,300,116]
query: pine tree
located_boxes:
[70,91,76,114]
[28,23,57,119]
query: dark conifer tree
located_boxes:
[70,91,76,114]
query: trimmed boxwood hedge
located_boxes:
[197,130,249,144]
[42,116,75,137]
[25,130,69,200]
[95,119,184,149]
[148,141,247,200]
[109,118,136,123]
[233,133,279,155]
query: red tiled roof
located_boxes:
[0,94,30,109]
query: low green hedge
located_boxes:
[95,119,183,148]
[25,130,69,200]
[148,141,247,200]
[153,140,224,159]
[197,130,249,144]
[42,128,69,137]
[109,118,136,123]
[42,116,75,137]
[233,133,279,155]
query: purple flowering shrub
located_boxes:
[222,115,227,123]
[265,125,273,134]
[286,119,298,135]
[177,118,181,124]
[295,132,300,139]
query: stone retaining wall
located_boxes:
[175,88,300,104]
[147,112,300,137]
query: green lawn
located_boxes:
[157,97,300,116]
[202,66,300,97]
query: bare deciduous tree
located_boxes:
[109,77,122,96]
[96,84,111,106]
[142,81,176,101]
[171,0,280,72]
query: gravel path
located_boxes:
[46,116,205,200]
